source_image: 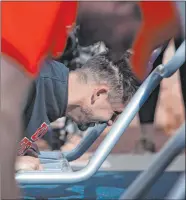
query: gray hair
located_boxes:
[76,51,140,104]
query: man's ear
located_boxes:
[91,85,109,104]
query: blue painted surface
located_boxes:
[21,171,181,200]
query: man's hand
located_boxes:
[15,156,43,172]
[50,117,66,129]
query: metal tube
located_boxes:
[38,124,106,162]
[166,172,186,200]
[39,151,64,160]
[162,41,185,78]
[16,42,185,185]
[146,42,169,76]
[64,123,107,161]
[120,123,185,200]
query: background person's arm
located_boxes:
[23,60,69,149]
[24,77,53,147]
[131,2,181,81]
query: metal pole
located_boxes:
[166,172,186,200]
[119,123,185,200]
[64,124,107,161]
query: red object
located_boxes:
[131,2,180,80]
[31,122,48,142]
[1,1,78,77]
[17,137,32,156]
[18,122,48,156]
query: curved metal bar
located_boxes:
[161,41,185,78]
[119,123,185,200]
[166,172,185,200]
[38,124,106,162]
[64,123,107,161]
[16,42,185,185]
[146,42,169,76]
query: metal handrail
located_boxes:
[39,124,106,162]
[64,123,107,161]
[166,172,186,200]
[120,123,185,200]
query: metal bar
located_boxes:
[146,42,169,76]
[64,123,107,161]
[16,42,185,185]
[119,123,185,200]
[166,172,186,200]
[38,124,106,162]
[161,41,185,78]
[39,151,64,160]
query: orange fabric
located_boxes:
[131,2,180,80]
[1,1,78,77]
[51,1,78,57]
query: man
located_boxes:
[17,51,139,167]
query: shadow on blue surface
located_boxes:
[21,171,181,200]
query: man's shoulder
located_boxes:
[38,59,69,83]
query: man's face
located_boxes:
[77,2,141,52]
[66,86,124,128]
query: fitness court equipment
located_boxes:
[17,3,185,198]
[120,122,185,199]
[16,40,185,199]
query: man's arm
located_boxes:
[24,60,69,148]
[24,77,52,147]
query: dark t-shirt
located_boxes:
[23,59,69,145]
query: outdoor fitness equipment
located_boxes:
[16,2,185,199]
[16,39,185,193]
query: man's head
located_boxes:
[77,2,142,56]
[66,51,139,128]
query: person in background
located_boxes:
[77,1,183,153]
[1,2,77,199]
[137,37,186,153]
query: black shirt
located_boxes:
[23,59,69,145]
